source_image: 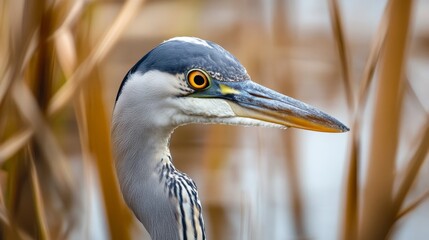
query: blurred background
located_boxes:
[0,0,428,239]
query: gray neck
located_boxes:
[112,119,206,240]
[112,120,180,239]
[113,123,173,182]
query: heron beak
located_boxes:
[212,80,349,133]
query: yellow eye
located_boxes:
[187,69,210,90]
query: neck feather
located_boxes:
[112,117,206,240]
[112,117,178,236]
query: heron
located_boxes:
[112,37,348,240]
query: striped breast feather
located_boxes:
[160,163,206,240]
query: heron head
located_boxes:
[114,37,348,133]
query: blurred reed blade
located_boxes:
[201,125,235,239]
[328,7,360,236]
[12,80,73,197]
[283,130,307,238]
[272,0,307,236]
[47,0,145,116]
[340,1,393,238]
[0,1,40,108]
[51,0,85,39]
[328,0,354,110]
[28,147,50,240]
[0,28,38,103]
[51,0,84,76]
[340,138,359,240]
[75,93,89,145]
[0,129,33,164]
[5,151,28,239]
[0,177,8,228]
[0,205,10,229]
[54,29,77,77]
[0,29,38,110]
[356,2,391,112]
[385,190,429,240]
[359,0,413,239]
[340,2,390,239]
[0,69,12,107]
[0,0,8,76]
[80,72,132,240]
[20,30,39,74]
[396,190,429,221]
[0,204,33,240]
[405,78,428,115]
[392,123,429,218]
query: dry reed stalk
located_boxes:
[5,157,37,240]
[328,0,354,110]
[0,0,10,106]
[272,0,307,237]
[0,205,10,229]
[51,0,85,76]
[278,50,307,239]
[12,80,73,197]
[405,79,427,115]
[283,130,306,237]
[0,3,48,228]
[0,1,143,238]
[356,2,390,111]
[75,93,89,147]
[0,0,40,108]
[12,4,73,231]
[74,90,98,239]
[359,0,413,239]
[54,29,77,77]
[28,148,50,240]
[0,177,11,235]
[0,129,34,164]
[81,72,132,240]
[0,0,9,76]
[202,126,234,171]
[339,2,391,239]
[51,0,85,39]
[67,3,135,238]
[396,190,429,221]
[0,204,33,240]
[340,138,359,240]
[392,123,429,218]
[1,3,75,236]
[0,0,45,160]
[201,125,234,239]
[47,0,144,116]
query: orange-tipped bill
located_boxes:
[197,80,350,133]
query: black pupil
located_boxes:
[194,75,205,86]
